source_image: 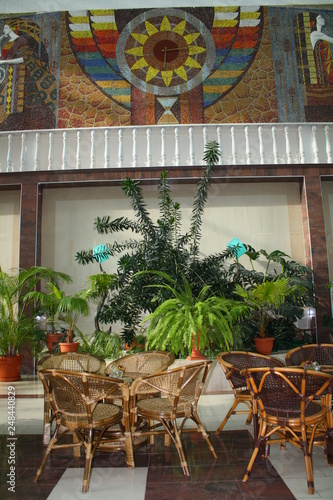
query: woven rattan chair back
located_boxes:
[38,353,106,445]
[241,366,333,495]
[285,343,333,368]
[34,369,134,493]
[105,350,175,379]
[216,351,284,434]
[38,352,106,373]
[130,360,217,476]
[45,369,124,420]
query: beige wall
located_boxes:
[0,190,20,273]
[322,181,333,283]
[41,181,305,335]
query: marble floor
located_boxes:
[0,376,333,499]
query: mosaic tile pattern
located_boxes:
[0,6,332,130]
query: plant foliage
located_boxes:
[141,271,249,356]
[76,142,238,345]
[230,247,315,349]
[26,280,90,343]
[75,142,315,353]
[0,266,71,356]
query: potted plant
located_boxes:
[25,272,70,353]
[27,281,90,353]
[47,284,90,353]
[141,271,249,358]
[234,277,303,354]
[76,329,124,360]
[75,142,230,349]
[0,266,71,381]
[35,275,72,353]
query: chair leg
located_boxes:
[34,423,61,483]
[243,422,267,483]
[245,409,253,425]
[301,425,315,495]
[192,408,217,458]
[149,419,155,445]
[124,429,135,469]
[43,422,51,445]
[43,400,52,445]
[82,430,94,493]
[171,417,190,476]
[73,432,81,458]
[216,398,240,434]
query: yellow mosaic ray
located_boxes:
[161,70,173,86]
[160,16,171,32]
[131,57,149,70]
[131,33,149,45]
[173,20,186,35]
[126,46,144,57]
[146,66,160,82]
[184,56,202,69]
[174,66,188,81]
[145,21,159,36]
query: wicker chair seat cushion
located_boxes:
[137,397,192,417]
[262,400,326,422]
[60,403,121,427]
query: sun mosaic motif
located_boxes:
[117,8,216,96]
[126,15,206,87]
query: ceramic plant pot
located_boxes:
[59,342,79,353]
[254,337,274,355]
[46,333,63,353]
[0,354,22,382]
[186,334,207,360]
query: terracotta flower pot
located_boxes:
[254,337,274,355]
[186,334,207,360]
[0,354,22,382]
[125,338,145,351]
[46,333,63,353]
[59,342,79,353]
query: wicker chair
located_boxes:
[285,344,333,371]
[216,351,285,435]
[38,353,106,444]
[240,366,333,495]
[130,360,217,476]
[104,350,175,379]
[34,369,134,493]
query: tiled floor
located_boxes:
[0,376,333,499]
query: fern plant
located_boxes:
[141,272,249,356]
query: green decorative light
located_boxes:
[93,244,109,263]
[227,238,247,258]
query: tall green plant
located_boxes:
[76,142,235,343]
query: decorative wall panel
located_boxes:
[0,5,332,130]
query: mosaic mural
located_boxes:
[0,5,332,130]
